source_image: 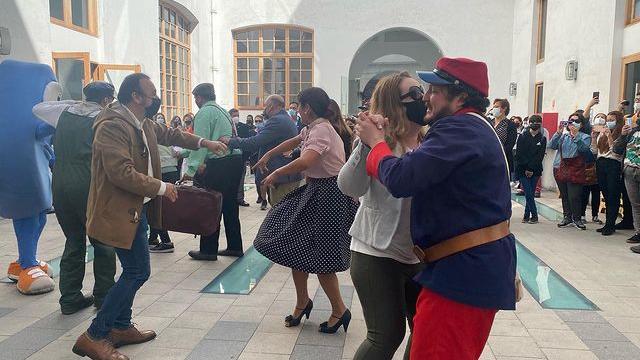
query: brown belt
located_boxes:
[413,221,510,263]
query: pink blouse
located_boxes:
[299,118,346,178]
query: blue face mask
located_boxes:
[606,121,616,129]
[288,109,297,117]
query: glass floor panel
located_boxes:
[512,192,598,310]
[201,246,272,295]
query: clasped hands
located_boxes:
[354,112,388,147]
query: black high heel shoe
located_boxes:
[319,309,351,334]
[284,299,313,327]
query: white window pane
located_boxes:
[55,58,85,100]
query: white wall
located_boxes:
[208,0,515,111]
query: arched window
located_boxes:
[233,25,314,109]
[159,3,192,120]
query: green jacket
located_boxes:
[185,100,241,176]
[51,109,96,208]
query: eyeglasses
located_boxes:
[400,86,425,101]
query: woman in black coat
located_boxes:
[514,114,546,223]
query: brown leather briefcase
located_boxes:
[161,184,223,236]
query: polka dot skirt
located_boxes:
[254,176,358,274]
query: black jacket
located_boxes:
[514,130,546,177]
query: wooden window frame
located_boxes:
[534,82,544,114]
[620,53,640,103]
[627,0,640,26]
[536,0,547,63]
[92,63,141,83]
[232,24,314,110]
[159,2,192,120]
[52,52,91,87]
[50,0,98,36]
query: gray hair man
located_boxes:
[220,94,303,207]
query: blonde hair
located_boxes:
[369,71,421,149]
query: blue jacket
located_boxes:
[228,110,302,185]
[370,111,516,310]
[548,132,592,168]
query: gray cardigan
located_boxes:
[337,140,405,251]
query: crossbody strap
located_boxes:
[202,103,238,137]
[467,112,510,180]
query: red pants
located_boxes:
[410,288,497,360]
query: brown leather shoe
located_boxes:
[107,325,156,348]
[72,332,129,360]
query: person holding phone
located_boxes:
[614,115,640,248]
[592,112,625,236]
[549,113,592,230]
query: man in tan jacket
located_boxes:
[72,73,227,360]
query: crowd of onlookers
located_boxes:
[497,95,640,254]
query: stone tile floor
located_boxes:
[2,187,640,359]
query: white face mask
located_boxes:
[635,102,640,113]
[232,116,239,124]
[594,117,606,126]
[491,107,501,118]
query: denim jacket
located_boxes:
[548,132,591,168]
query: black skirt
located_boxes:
[254,176,358,274]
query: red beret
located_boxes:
[417,57,489,97]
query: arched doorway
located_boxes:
[348,28,443,114]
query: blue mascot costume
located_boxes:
[0,60,57,295]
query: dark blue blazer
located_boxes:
[228,110,302,185]
[377,111,516,310]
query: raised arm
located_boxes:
[32,100,79,128]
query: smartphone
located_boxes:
[627,117,634,127]
[593,91,600,99]
[559,120,568,127]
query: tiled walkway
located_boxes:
[2,187,640,359]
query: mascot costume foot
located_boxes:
[0,60,59,295]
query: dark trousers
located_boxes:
[88,207,150,339]
[55,189,115,308]
[519,175,539,219]
[596,158,622,228]
[149,170,180,244]
[197,155,244,254]
[581,184,601,218]
[237,163,247,202]
[556,179,583,221]
[350,251,423,360]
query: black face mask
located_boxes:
[145,97,162,119]
[403,99,427,126]
[529,123,541,131]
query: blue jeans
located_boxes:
[88,207,150,339]
[519,175,540,219]
[13,211,47,269]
